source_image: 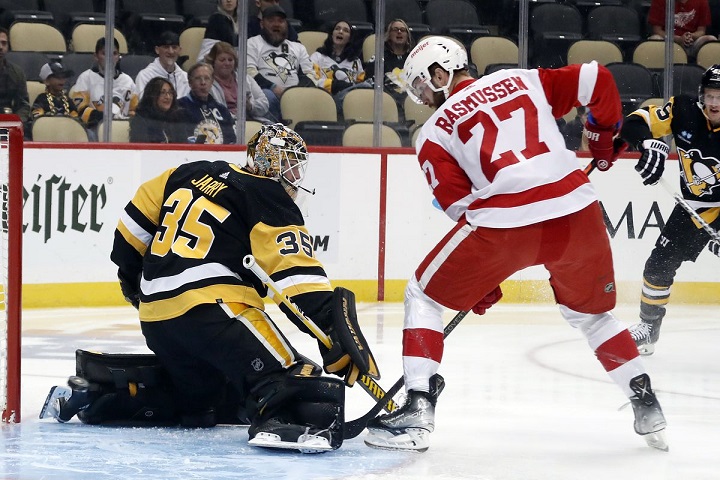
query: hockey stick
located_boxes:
[242,255,398,414]
[657,177,720,243]
[583,159,597,176]
[342,309,469,440]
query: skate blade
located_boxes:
[39,386,71,421]
[643,430,669,452]
[248,432,332,454]
[638,344,655,356]
[364,428,430,453]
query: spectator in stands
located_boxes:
[647,0,717,59]
[135,31,190,100]
[310,20,370,112]
[205,41,271,123]
[197,0,239,62]
[247,0,298,41]
[247,5,315,123]
[178,62,236,144]
[364,19,415,105]
[70,37,138,140]
[0,27,30,124]
[130,77,187,143]
[28,62,80,135]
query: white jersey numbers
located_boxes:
[421,160,440,190]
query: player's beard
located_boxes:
[431,90,446,109]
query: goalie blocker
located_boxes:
[320,287,380,386]
[40,349,346,451]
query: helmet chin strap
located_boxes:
[427,69,455,100]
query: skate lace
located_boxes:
[630,322,652,342]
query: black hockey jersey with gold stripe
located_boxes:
[111,160,333,323]
[624,95,720,207]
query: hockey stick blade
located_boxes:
[343,310,469,440]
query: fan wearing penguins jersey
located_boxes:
[103,124,378,451]
[620,64,720,356]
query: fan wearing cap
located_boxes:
[29,62,80,125]
[135,31,190,101]
[247,4,316,122]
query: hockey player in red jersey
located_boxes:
[364,37,668,452]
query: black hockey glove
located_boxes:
[635,139,669,185]
[709,240,720,257]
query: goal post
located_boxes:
[0,115,23,423]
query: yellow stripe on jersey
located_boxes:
[140,283,264,321]
[629,98,674,139]
[116,217,150,256]
[249,221,328,273]
[131,168,176,227]
[693,206,720,229]
[236,307,296,367]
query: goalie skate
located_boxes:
[248,431,333,454]
[39,386,72,421]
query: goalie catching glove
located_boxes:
[319,287,380,387]
[635,139,669,185]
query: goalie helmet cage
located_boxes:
[0,115,23,423]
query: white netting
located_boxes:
[0,127,9,417]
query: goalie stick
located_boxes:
[342,310,469,440]
[242,255,398,414]
[658,177,720,243]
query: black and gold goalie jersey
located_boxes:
[624,95,720,210]
[110,160,333,323]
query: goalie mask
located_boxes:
[402,36,468,104]
[246,123,309,199]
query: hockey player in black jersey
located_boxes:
[40,124,379,453]
[621,64,720,355]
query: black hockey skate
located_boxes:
[629,373,668,451]
[629,304,665,355]
[364,374,444,453]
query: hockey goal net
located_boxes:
[0,115,23,423]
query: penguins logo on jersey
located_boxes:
[262,51,298,84]
[678,147,720,196]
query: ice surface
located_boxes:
[2,303,719,479]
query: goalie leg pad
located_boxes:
[248,375,345,450]
[71,349,179,425]
[331,287,380,379]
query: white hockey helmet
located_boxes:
[402,36,468,104]
[246,123,309,199]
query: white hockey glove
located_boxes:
[709,240,720,257]
[635,139,670,185]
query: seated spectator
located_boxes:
[204,41,271,123]
[130,77,187,143]
[70,37,139,139]
[310,20,370,111]
[135,31,190,100]
[178,62,236,144]
[197,0,239,62]
[364,19,415,105]
[247,5,315,123]
[247,0,298,41]
[647,0,717,59]
[0,27,30,124]
[560,106,589,152]
[28,62,80,136]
